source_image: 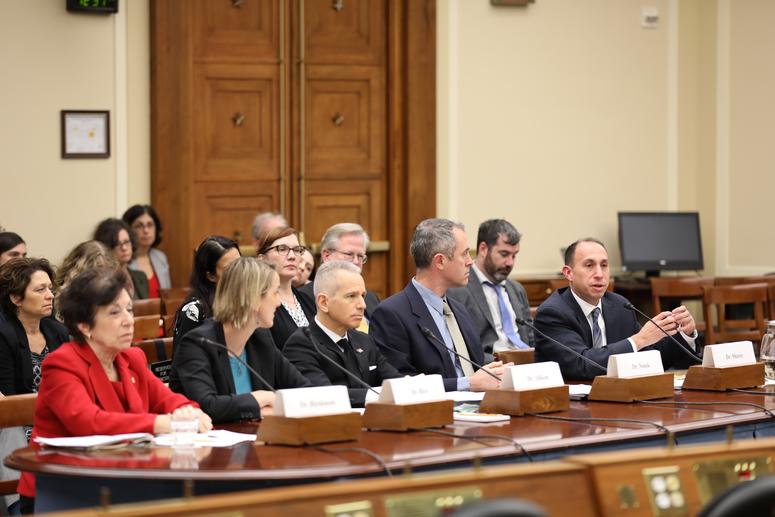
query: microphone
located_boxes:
[623,302,703,364]
[515,317,608,375]
[198,336,276,392]
[417,324,501,382]
[302,327,380,396]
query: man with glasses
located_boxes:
[298,223,380,330]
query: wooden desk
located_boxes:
[8,388,775,512]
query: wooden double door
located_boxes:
[151,0,436,298]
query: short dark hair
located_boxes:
[563,238,607,266]
[0,258,56,316]
[93,218,132,249]
[122,204,163,247]
[0,232,25,256]
[189,235,240,312]
[410,218,465,269]
[58,268,127,343]
[476,219,521,250]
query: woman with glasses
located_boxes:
[94,218,149,299]
[256,227,315,350]
[122,205,171,299]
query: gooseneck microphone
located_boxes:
[623,302,703,364]
[198,336,276,392]
[302,327,380,396]
[515,317,608,375]
[417,324,501,382]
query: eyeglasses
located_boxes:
[265,244,307,257]
[332,249,368,264]
[115,239,132,249]
[132,221,155,231]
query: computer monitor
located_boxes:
[618,212,703,276]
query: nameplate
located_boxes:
[702,341,755,368]
[378,374,445,405]
[274,385,351,417]
[607,350,664,378]
[501,362,564,391]
[149,359,172,383]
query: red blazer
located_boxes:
[18,342,195,498]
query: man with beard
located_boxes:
[448,219,533,362]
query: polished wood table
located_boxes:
[7,387,775,512]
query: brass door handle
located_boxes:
[232,0,243,8]
[332,0,344,12]
[331,113,345,126]
[232,113,246,127]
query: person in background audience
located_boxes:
[256,227,315,350]
[171,236,240,355]
[171,258,309,424]
[251,212,287,252]
[284,261,400,407]
[0,232,27,267]
[369,219,505,392]
[122,205,171,297]
[17,268,211,513]
[0,258,68,400]
[94,218,148,299]
[298,223,380,331]
[293,248,315,288]
[55,241,119,319]
[448,219,533,362]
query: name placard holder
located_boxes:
[589,351,674,402]
[257,386,362,445]
[479,362,569,416]
[683,341,764,391]
[363,375,453,431]
[494,349,534,365]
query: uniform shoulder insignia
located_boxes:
[183,301,200,322]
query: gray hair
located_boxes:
[251,212,287,241]
[410,218,465,269]
[313,260,362,298]
[320,223,370,253]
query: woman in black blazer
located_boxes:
[0,258,68,396]
[255,226,315,349]
[170,258,310,424]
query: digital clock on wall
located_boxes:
[66,0,119,14]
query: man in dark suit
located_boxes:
[284,261,400,407]
[369,218,505,392]
[448,219,533,362]
[298,223,380,327]
[534,238,699,380]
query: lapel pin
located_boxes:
[131,376,136,384]
[355,348,364,354]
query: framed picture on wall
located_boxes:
[61,110,110,159]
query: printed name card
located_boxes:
[501,362,565,391]
[378,374,445,405]
[607,350,664,378]
[274,385,351,417]
[702,341,756,368]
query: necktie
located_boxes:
[485,282,530,349]
[337,338,361,378]
[442,301,475,377]
[591,307,603,348]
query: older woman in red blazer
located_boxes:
[17,268,211,514]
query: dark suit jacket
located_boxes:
[129,268,149,300]
[369,281,483,391]
[448,271,533,360]
[270,287,316,350]
[283,321,401,406]
[0,316,68,395]
[534,287,696,381]
[170,319,311,423]
[298,282,381,320]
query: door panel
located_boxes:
[304,0,385,65]
[193,181,279,245]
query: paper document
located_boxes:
[35,433,153,450]
[153,429,256,448]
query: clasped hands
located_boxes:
[470,360,513,392]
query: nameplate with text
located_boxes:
[703,341,755,368]
[607,350,664,378]
[378,374,445,405]
[502,361,564,391]
[274,385,351,417]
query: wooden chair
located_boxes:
[132,298,161,317]
[160,288,190,316]
[650,277,714,332]
[0,393,37,497]
[769,284,775,322]
[161,314,176,337]
[133,337,173,364]
[133,315,162,341]
[702,283,768,346]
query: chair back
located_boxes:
[0,393,37,496]
[702,283,768,346]
[133,315,162,341]
[132,298,162,317]
[650,277,714,331]
[769,284,775,322]
[133,337,173,364]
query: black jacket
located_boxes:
[0,316,68,395]
[170,319,311,423]
[270,287,316,350]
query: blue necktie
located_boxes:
[591,307,603,348]
[486,282,530,349]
